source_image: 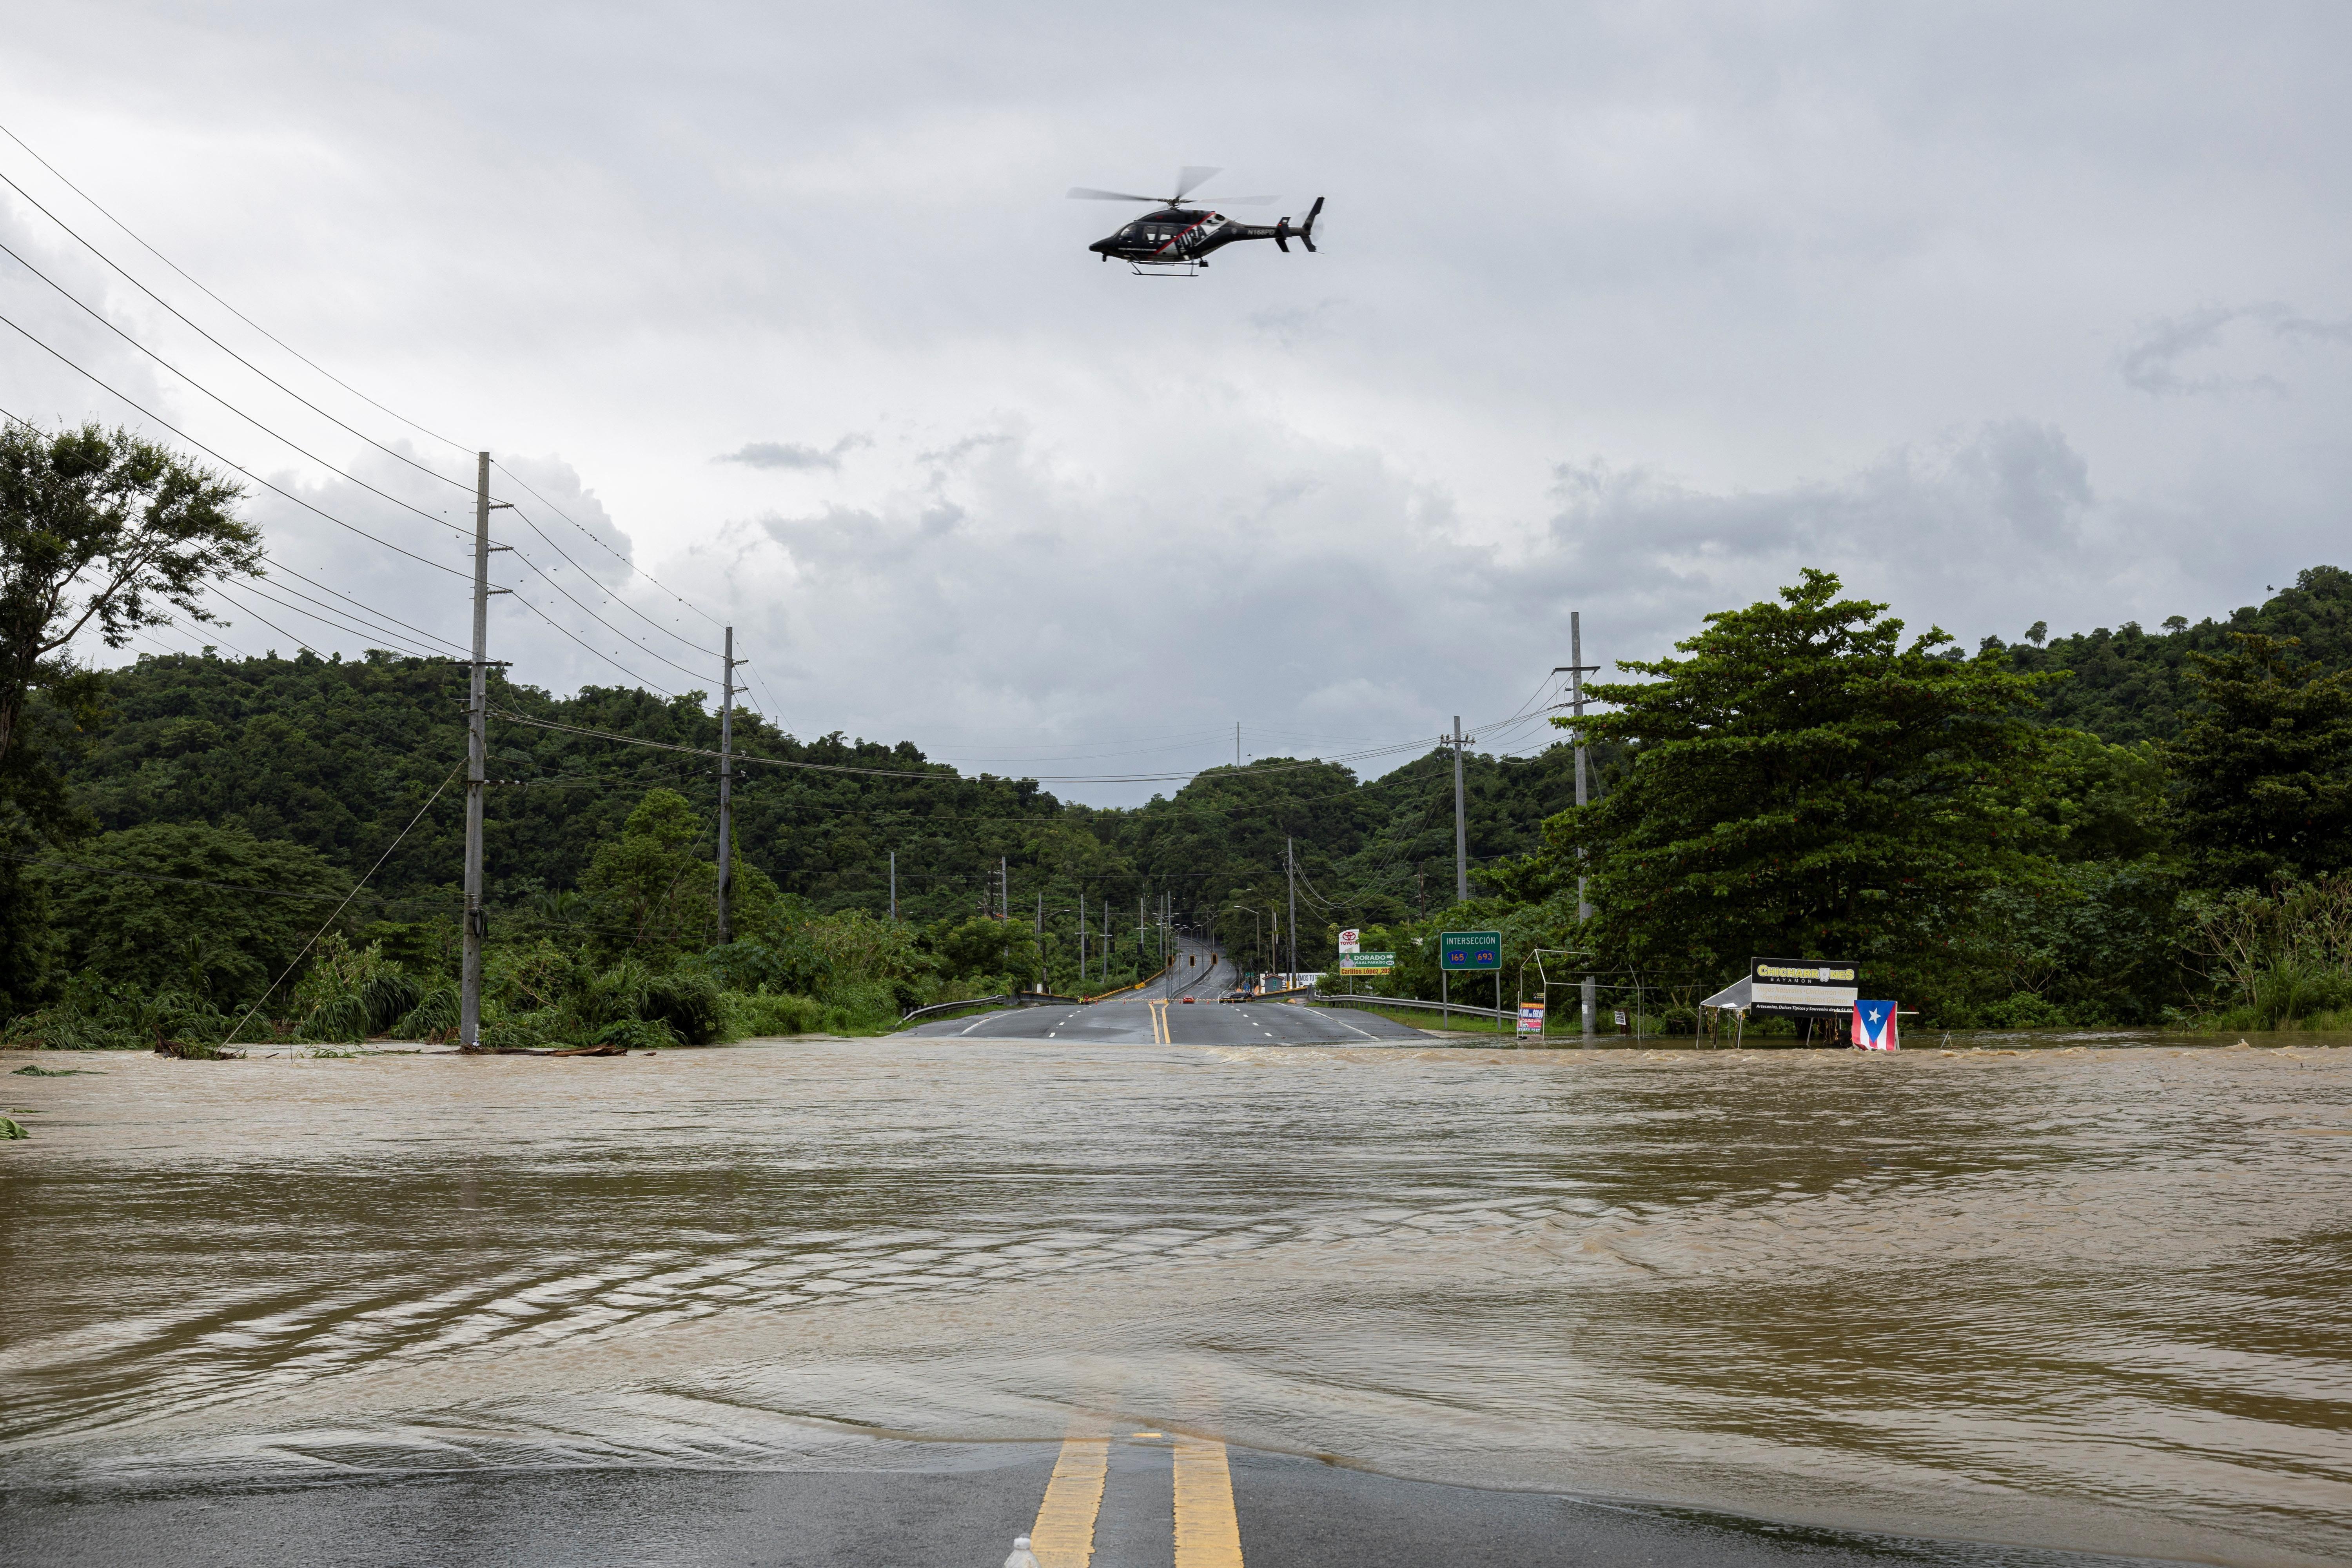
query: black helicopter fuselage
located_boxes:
[1088,198,1323,268]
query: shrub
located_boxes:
[1978,991,2069,1029]
[591,1016,675,1051]
[393,984,460,1041]
[722,991,828,1038]
[642,971,725,1045]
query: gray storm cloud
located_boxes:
[6,2,2348,802]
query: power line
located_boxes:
[223,577,448,661]
[0,236,478,553]
[492,459,725,632]
[259,555,470,656]
[504,502,717,658]
[0,316,470,579]
[0,119,475,457]
[0,163,476,497]
[501,590,681,697]
[499,523,714,682]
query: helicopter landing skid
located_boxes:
[1126,258,1203,277]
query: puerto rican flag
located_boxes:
[1852,1001,1898,1051]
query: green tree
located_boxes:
[579,788,777,955]
[2162,633,2352,887]
[0,423,257,768]
[1538,569,2059,994]
[41,822,348,1007]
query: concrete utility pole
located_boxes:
[1000,857,1009,920]
[716,626,736,946]
[1555,614,1598,1041]
[1078,891,1086,979]
[889,850,897,921]
[1286,837,1299,986]
[459,452,491,1050]
[1451,715,1470,904]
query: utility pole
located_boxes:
[459,452,492,1050]
[716,625,735,946]
[1451,715,1470,904]
[1286,836,1298,986]
[1079,891,1086,980]
[1000,856,1009,920]
[1235,721,1241,768]
[1555,614,1599,1042]
[889,850,897,921]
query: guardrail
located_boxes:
[1226,985,1316,1002]
[897,992,1088,1025]
[1314,993,1513,1024]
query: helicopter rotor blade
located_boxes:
[1066,187,1163,202]
[1172,165,1223,201]
[1200,194,1276,207]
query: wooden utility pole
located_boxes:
[459,452,491,1049]
[1555,614,1599,1041]
[716,625,735,945]
[1451,715,1470,904]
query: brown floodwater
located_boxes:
[2,1037,2348,1565]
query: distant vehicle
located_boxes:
[1181,996,1196,1004]
[1069,166,1323,276]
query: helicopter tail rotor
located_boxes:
[1273,197,1325,255]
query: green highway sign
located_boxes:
[1439,930,1502,969]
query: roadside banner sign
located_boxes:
[1337,951,1394,973]
[1517,1001,1546,1035]
[1749,957,1859,1014]
[1338,929,1361,954]
[1852,1000,1899,1051]
[1439,931,1502,970]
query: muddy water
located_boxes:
[2,1039,2348,1566]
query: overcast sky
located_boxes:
[5,2,2347,804]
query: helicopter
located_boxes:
[1067,166,1324,276]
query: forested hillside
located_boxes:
[1999,564,2352,741]
[9,563,2350,1042]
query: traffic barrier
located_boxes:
[1316,993,1513,1023]
[1002,1535,1041,1568]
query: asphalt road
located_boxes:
[1,1438,2163,1568]
[900,938,1431,1046]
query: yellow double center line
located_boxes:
[1149,998,1171,1044]
[1029,1431,1244,1568]
[1030,1436,1109,1568]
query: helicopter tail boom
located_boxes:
[1273,196,1325,254]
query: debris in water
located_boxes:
[0,1112,27,1139]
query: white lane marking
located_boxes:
[1315,1009,1381,1041]
[959,1016,992,1036]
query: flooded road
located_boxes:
[3,1036,2348,1566]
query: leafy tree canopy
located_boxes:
[0,422,257,771]
[40,821,347,1008]
[1534,568,2060,987]
[2161,633,2352,887]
